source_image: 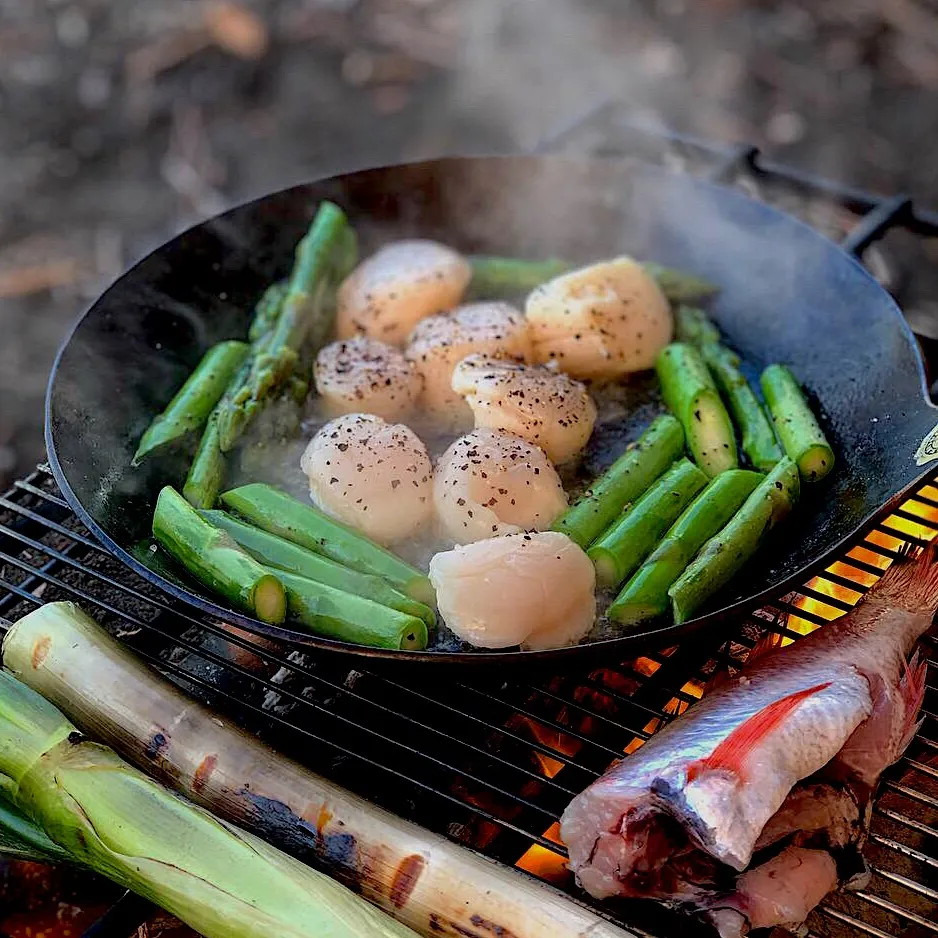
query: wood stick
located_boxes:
[2,604,631,938]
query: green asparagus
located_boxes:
[182,411,226,509]
[247,281,288,343]
[608,469,763,626]
[551,414,685,549]
[217,202,353,452]
[643,262,719,304]
[657,342,738,477]
[153,486,286,623]
[132,341,249,466]
[587,458,708,588]
[220,483,434,606]
[0,667,420,938]
[674,305,721,346]
[202,509,435,628]
[276,570,428,650]
[181,276,298,508]
[668,457,800,623]
[702,343,783,472]
[466,255,571,299]
[761,364,835,482]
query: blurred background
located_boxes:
[2,0,938,492]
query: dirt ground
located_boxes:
[2,0,938,489]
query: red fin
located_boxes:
[896,651,927,759]
[870,540,938,613]
[746,631,784,668]
[686,682,832,784]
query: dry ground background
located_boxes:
[2,0,938,490]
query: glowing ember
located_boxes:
[516,823,568,883]
[633,656,661,677]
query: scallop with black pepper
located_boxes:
[452,354,597,465]
[406,302,532,430]
[433,428,566,545]
[336,240,471,346]
[524,256,672,381]
[300,413,433,544]
[314,337,422,421]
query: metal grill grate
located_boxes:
[3,463,938,938]
[5,112,938,937]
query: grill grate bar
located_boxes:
[372,674,607,776]
[872,814,938,865]
[817,906,899,938]
[854,890,938,933]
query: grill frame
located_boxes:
[3,114,938,938]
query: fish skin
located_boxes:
[561,544,938,915]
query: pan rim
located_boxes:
[43,153,938,665]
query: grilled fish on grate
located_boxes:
[561,543,938,937]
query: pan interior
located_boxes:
[45,156,937,659]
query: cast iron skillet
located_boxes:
[45,155,938,665]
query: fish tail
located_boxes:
[870,540,938,614]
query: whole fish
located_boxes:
[560,543,938,935]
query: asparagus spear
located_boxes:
[656,342,738,477]
[464,255,718,305]
[247,281,288,343]
[4,603,636,938]
[153,486,286,624]
[182,411,226,509]
[761,364,835,483]
[643,262,719,304]
[702,343,783,473]
[132,341,249,466]
[220,483,434,606]
[202,509,435,629]
[587,458,708,589]
[674,305,721,346]
[551,414,684,549]
[276,570,428,650]
[181,279,294,509]
[668,457,800,623]
[0,668,420,938]
[607,469,763,626]
[466,255,571,299]
[216,202,352,452]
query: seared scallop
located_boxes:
[451,354,597,465]
[336,240,471,346]
[300,413,433,544]
[314,337,422,422]
[406,302,532,429]
[428,531,596,649]
[525,257,672,381]
[433,428,566,545]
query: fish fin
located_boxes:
[896,650,927,758]
[745,631,784,668]
[870,540,938,614]
[686,682,832,784]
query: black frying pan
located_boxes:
[45,156,938,665]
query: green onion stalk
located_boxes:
[0,664,420,938]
